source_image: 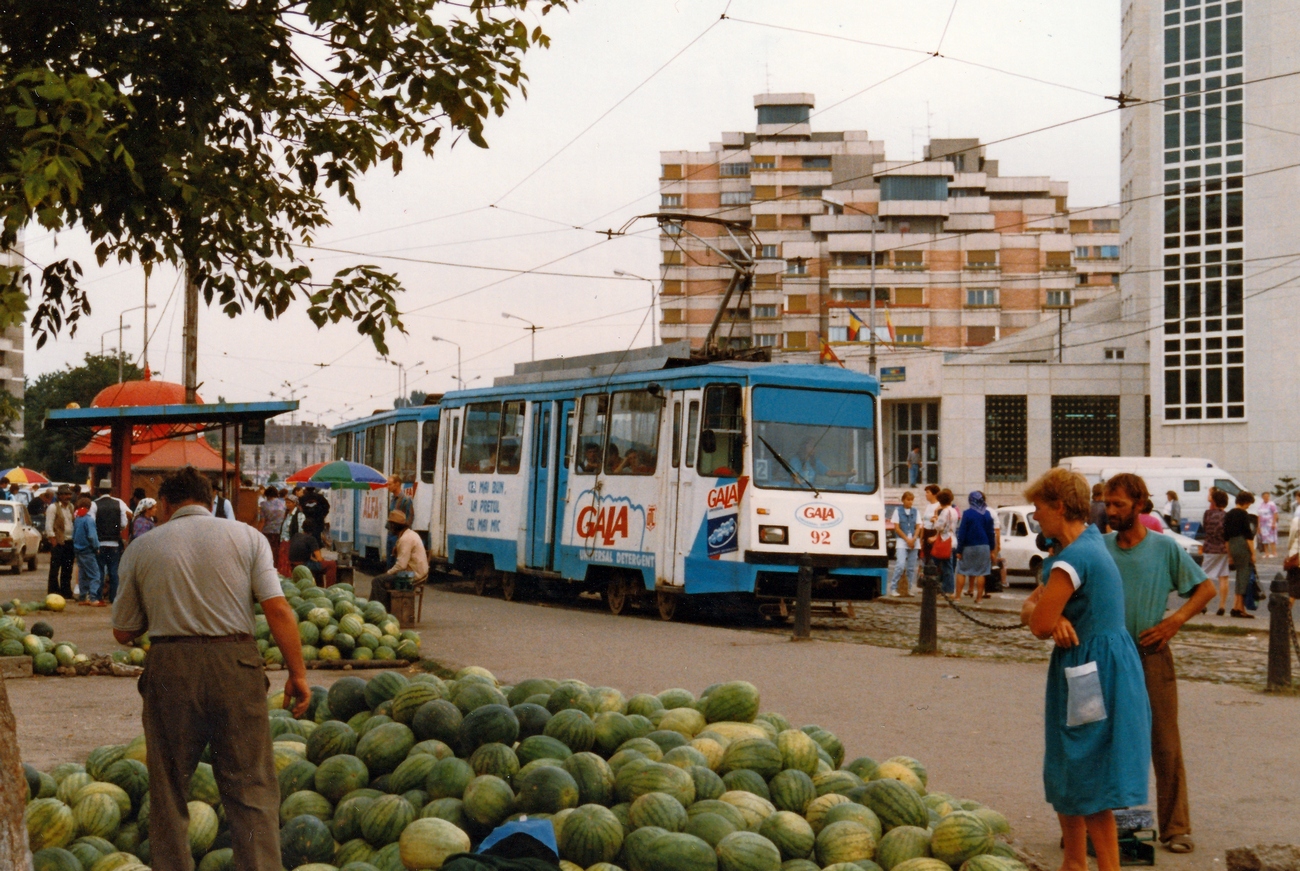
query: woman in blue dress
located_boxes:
[1020,468,1151,871]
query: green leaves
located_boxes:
[0,0,569,347]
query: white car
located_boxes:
[0,501,42,573]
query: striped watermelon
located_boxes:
[56,773,93,806]
[451,681,509,714]
[420,797,470,832]
[720,739,782,780]
[822,802,882,843]
[929,811,994,867]
[646,730,690,754]
[468,742,519,783]
[958,855,1027,871]
[187,801,219,857]
[545,708,597,753]
[506,678,560,706]
[859,779,929,831]
[717,791,776,832]
[688,738,725,770]
[800,727,844,769]
[85,746,127,782]
[412,700,464,746]
[458,704,521,755]
[779,861,820,871]
[281,814,335,868]
[629,792,688,832]
[335,837,377,866]
[558,803,625,866]
[658,708,706,737]
[593,712,638,756]
[626,694,664,718]
[814,820,877,866]
[546,683,596,717]
[389,753,439,794]
[971,807,1011,835]
[562,752,616,807]
[620,825,668,871]
[768,770,816,815]
[461,775,515,828]
[615,738,664,761]
[883,756,928,789]
[686,800,747,831]
[642,832,718,871]
[398,817,471,870]
[516,765,581,815]
[73,793,121,840]
[356,722,416,775]
[685,812,738,847]
[875,826,932,871]
[314,754,369,804]
[426,757,476,800]
[331,795,376,842]
[846,756,880,781]
[657,688,695,709]
[722,769,770,800]
[279,758,319,800]
[360,794,417,847]
[812,770,863,798]
[513,703,553,741]
[306,720,359,763]
[872,762,925,795]
[758,811,815,861]
[775,730,820,776]
[890,860,952,871]
[703,682,760,724]
[26,798,76,850]
[716,830,782,871]
[280,789,333,825]
[615,761,696,807]
[518,734,574,766]
[688,766,726,802]
[364,671,410,710]
[32,847,82,871]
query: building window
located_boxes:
[1104,347,1126,360]
[753,304,778,319]
[758,104,810,125]
[662,250,683,265]
[893,401,939,486]
[760,244,780,259]
[661,280,682,296]
[752,157,776,169]
[1046,290,1073,308]
[660,194,681,208]
[1044,251,1072,269]
[720,162,751,176]
[755,334,778,348]
[1050,395,1120,466]
[965,288,997,307]
[786,259,807,275]
[720,191,752,205]
[751,185,776,200]
[785,332,808,350]
[985,395,1028,482]
[967,250,998,268]
[894,288,924,306]
[1100,245,1120,259]
[893,251,923,268]
[663,222,682,236]
[827,326,849,342]
[802,156,831,169]
[785,294,808,313]
[837,252,886,267]
[896,328,924,344]
[798,186,824,199]
[967,326,998,346]
[662,309,683,324]
[661,164,683,180]
[880,176,948,201]
[1075,246,1091,259]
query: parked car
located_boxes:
[0,501,42,573]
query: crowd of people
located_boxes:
[884,484,1005,605]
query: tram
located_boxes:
[330,347,888,618]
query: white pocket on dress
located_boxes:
[1064,661,1108,727]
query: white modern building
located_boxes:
[1122,0,1300,493]
[239,421,332,486]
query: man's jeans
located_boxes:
[97,545,122,602]
[75,551,103,601]
[887,547,919,595]
[909,465,920,486]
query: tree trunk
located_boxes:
[0,673,33,870]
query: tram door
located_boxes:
[549,401,573,572]
[669,389,703,586]
[526,403,552,568]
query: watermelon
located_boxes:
[461,775,515,828]
[544,708,597,753]
[547,683,596,717]
[716,830,783,871]
[100,759,149,808]
[875,826,932,871]
[32,847,82,871]
[516,765,581,815]
[703,682,760,724]
[517,734,574,766]
[356,722,416,775]
[67,843,109,871]
[717,791,776,832]
[512,703,553,740]
[872,762,924,795]
[26,798,76,850]
[589,686,626,714]
[814,820,876,866]
[506,678,558,706]
[721,739,782,780]
[562,752,616,807]
[929,811,994,867]
[775,730,820,776]
[360,794,417,847]
[890,860,951,871]
[336,838,378,865]
[803,794,850,834]
[332,795,376,842]
[458,704,520,755]
[812,770,863,798]
[883,756,928,789]
[626,694,664,718]
[413,700,464,746]
[629,791,688,832]
[959,856,1027,871]
[645,730,690,754]
[197,848,234,871]
[722,769,770,800]
[399,817,471,870]
[315,754,371,803]
[615,738,664,762]
[685,812,738,847]
[56,773,93,806]
[451,681,509,714]
[800,728,844,769]
[468,742,520,783]
[306,720,359,763]
[389,754,439,794]
[821,803,882,843]
[626,714,654,737]
[85,746,128,782]
[187,801,219,857]
[779,861,821,871]
[420,797,469,831]
[859,779,929,832]
[558,803,625,866]
[970,807,1011,835]
[616,761,696,807]
[688,766,726,802]
[658,708,706,737]
[364,671,410,710]
[279,759,319,800]
[642,832,718,871]
[593,711,638,756]
[657,688,695,709]
[768,770,816,815]
[280,789,333,824]
[281,813,335,868]
[426,757,476,800]
[758,812,815,861]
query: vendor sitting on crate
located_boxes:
[288,518,327,583]
[369,510,429,610]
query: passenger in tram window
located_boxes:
[498,442,521,474]
[603,444,622,475]
[612,448,654,475]
[581,443,603,474]
[477,445,497,473]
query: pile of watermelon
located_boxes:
[3,593,67,616]
[257,569,422,666]
[21,667,1027,871]
[0,615,100,675]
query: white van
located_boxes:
[1058,456,1247,534]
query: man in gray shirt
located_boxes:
[113,467,309,871]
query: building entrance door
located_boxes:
[892,401,939,486]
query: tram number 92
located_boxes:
[810,530,832,546]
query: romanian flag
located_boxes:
[819,339,845,367]
[884,307,896,343]
[847,309,867,342]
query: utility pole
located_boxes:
[502,312,542,361]
[182,265,199,403]
[142,273,150,374]
[869,215,878,376]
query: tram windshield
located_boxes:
[752,387,877,494]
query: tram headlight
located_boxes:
[758,525,788,545]
[849,530,878,549]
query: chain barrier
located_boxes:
[1288,603,1300,666]
[937,590,1025,632]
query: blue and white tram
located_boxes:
[328,404,440,563]
[344,360,888,618]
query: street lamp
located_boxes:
[614,270,659,346]
[379,358,424,405]
[430,336,461,387]
[452,375,481,389]
[119,304,157,382]
[501,312,542,361]
[101,325,128,356]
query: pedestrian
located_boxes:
[1138,499,1165,533]
[1019,468,1151,871]
[72,497,104,605]
[257,486,285,552]
[1223,491,1258,619]
[954,491,1000,604]
[1285,490,1300,607]
[111,465,309,871]
[8,481,28,506]
[288,518,326,583]
[299,485,329,529]
[1255,491,1279,558]
[368,510,429,610]
[90,480,131,604]
[212,482,236,520]
[887,491,920,597]
[1200,489,1231,616]
[1089,483,1109,532]
[132,498,158,540]
[907,444,922,487]
[279,494,305,576]
[129,487,147,514]
[930,489,959,595]
[1101,472,1214,853]
[0,477,10,500]
[1161,490,1183,534]
[45,486,75,599]
[385,475,413,567]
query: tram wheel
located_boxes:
[472,565,495,596]
[605,577,629,615]
[501,572,525,602]
[656,590,679,622]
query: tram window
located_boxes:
[451,417,460,469]
[685,401,700,467]
[460,402,501,473]
[334,432,353,462]
[393,421,418,482]
[537,406,550,469]
[564,410,575,468]
[576,394,608,474]
[671,401,682,468]
[364,424,386,472]
[498,400,525,474]
[699,385,744,477]
[606,390,662,475]
[420,420,439,483]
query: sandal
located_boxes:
[1163,834,1194,854]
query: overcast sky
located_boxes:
[23,0,1120,426]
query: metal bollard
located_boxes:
[792,560,813,641]
[913,559,939,654]
[1266,573,1292,692]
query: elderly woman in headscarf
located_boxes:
[131,498,158,540]
[954,490,1001,604]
